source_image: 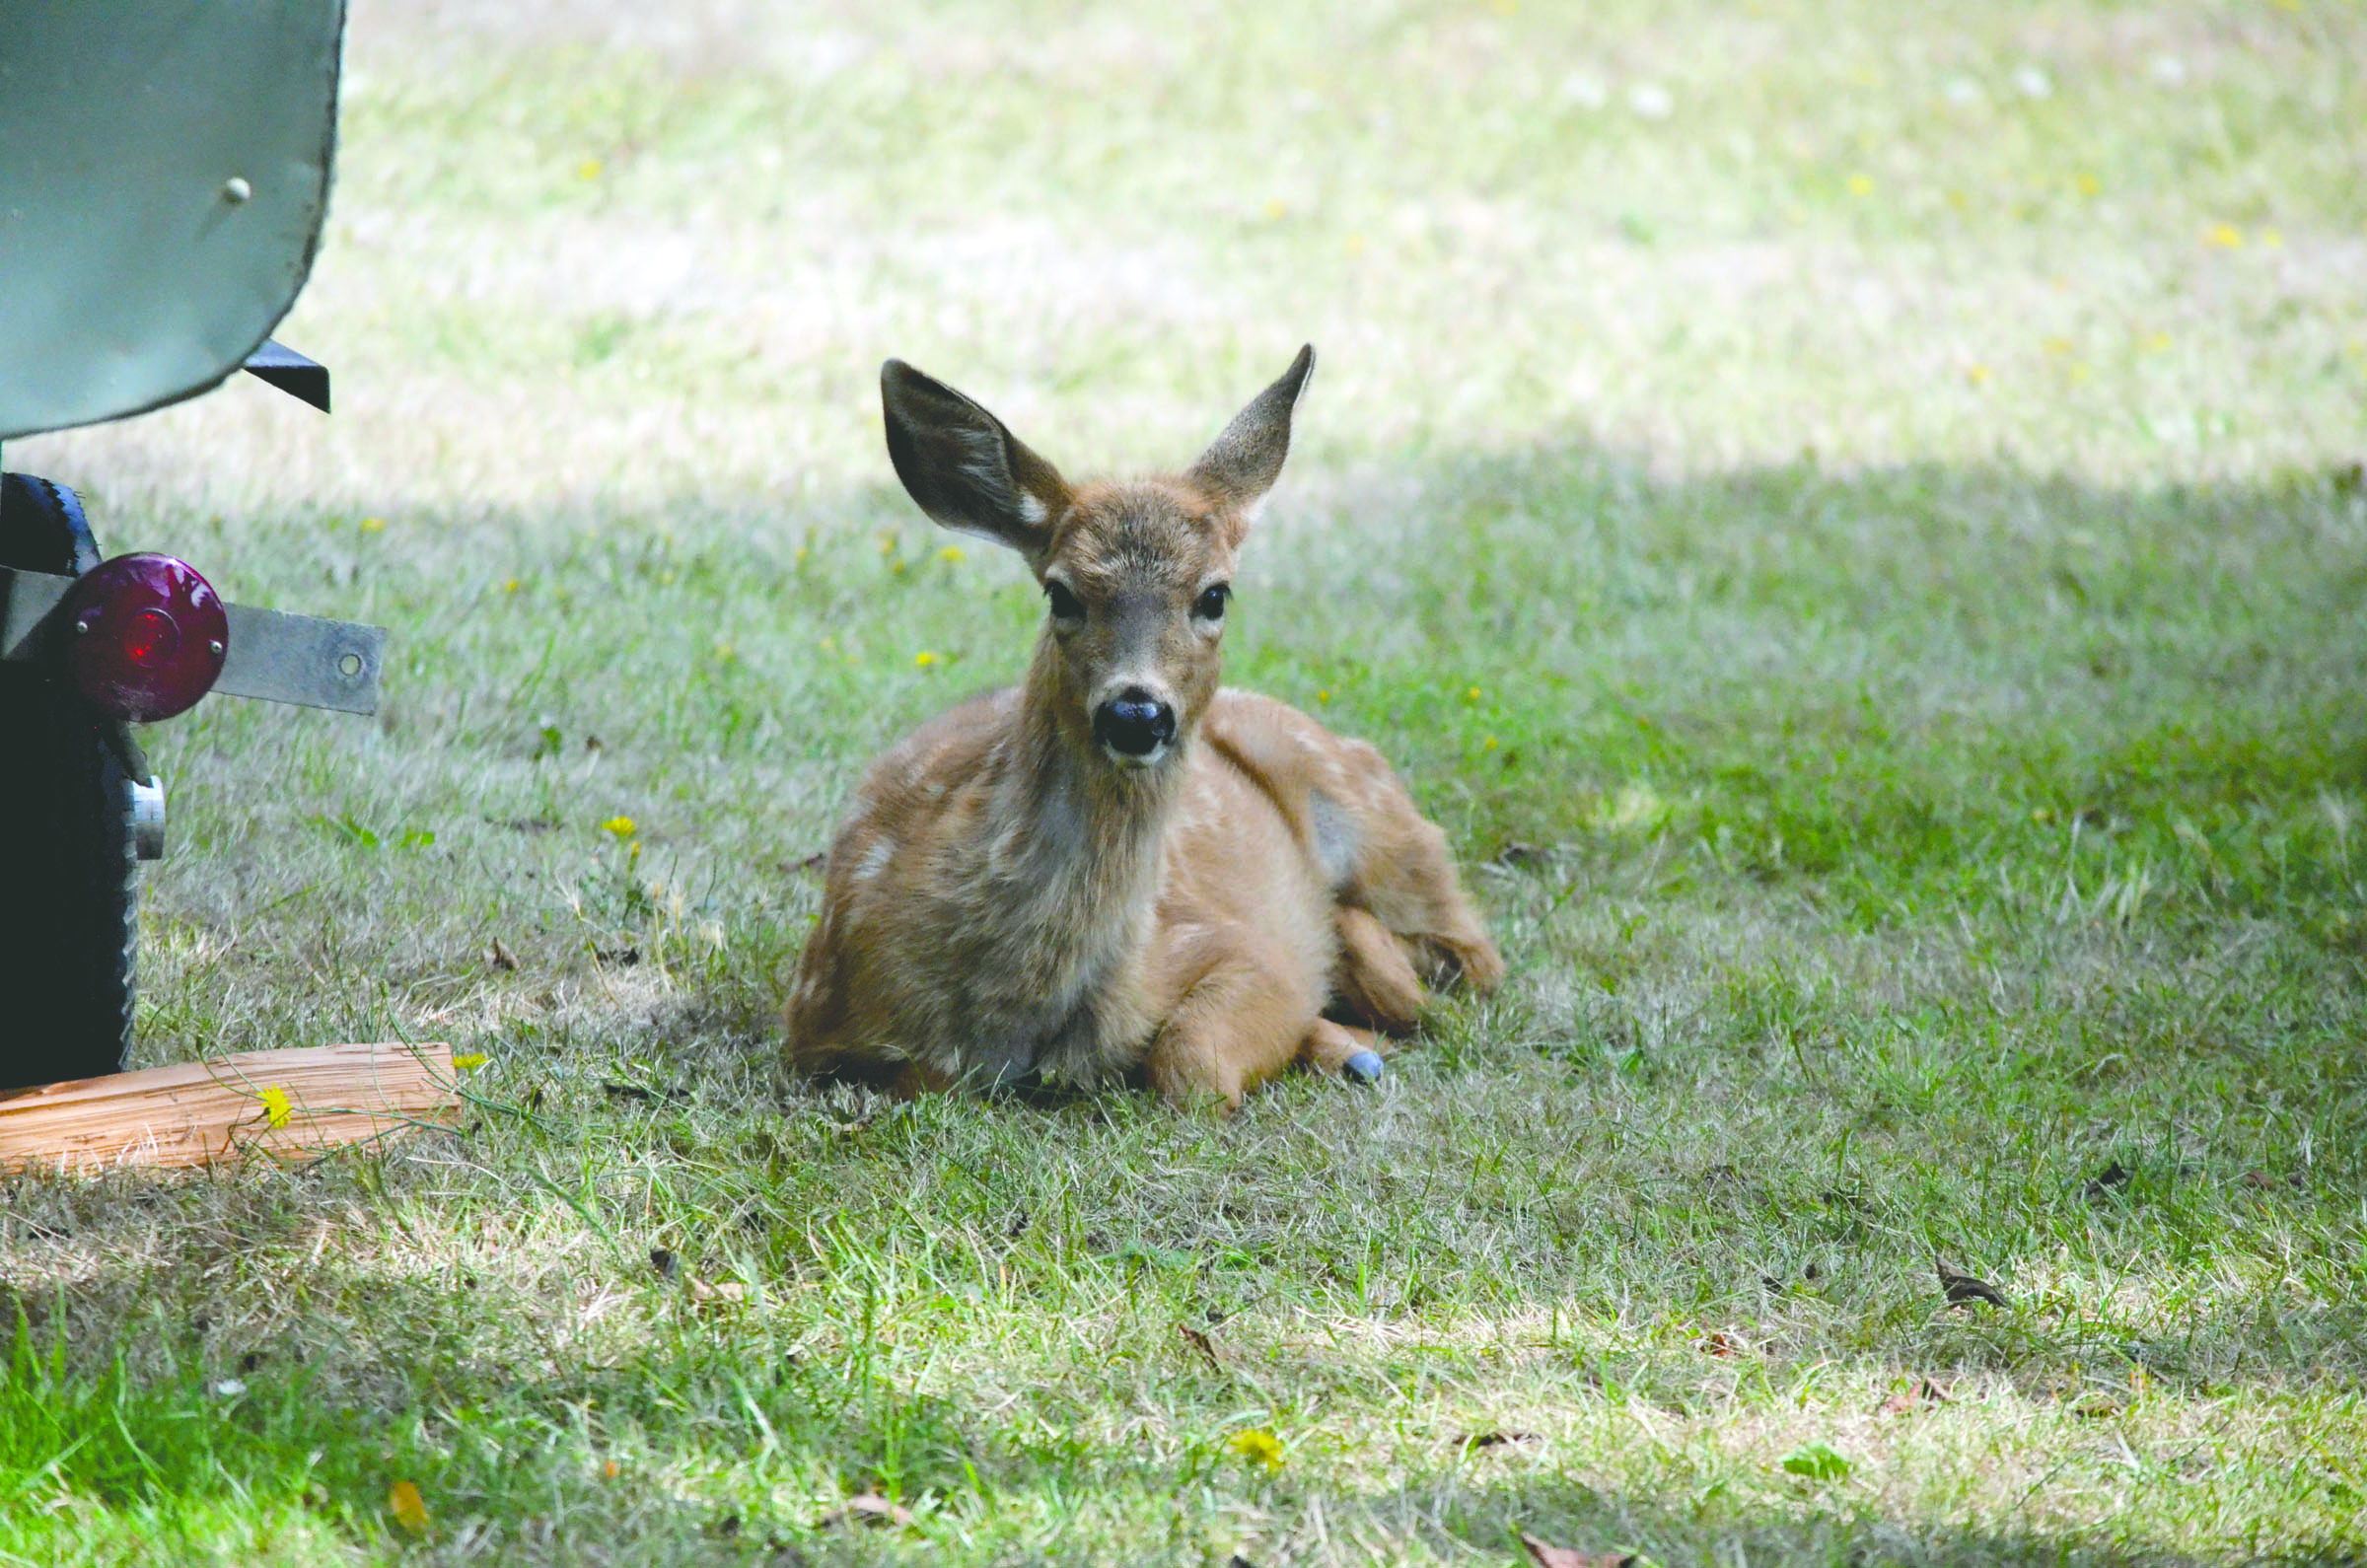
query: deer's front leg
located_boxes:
[1142,948,1321,1113]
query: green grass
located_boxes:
[4,0,2364,1561]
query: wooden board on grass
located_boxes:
[0,1041,459,1173]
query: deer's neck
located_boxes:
[927,637,1184,1084]
[988,640,1180,913]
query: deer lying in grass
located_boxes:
[784,347,1501,1109]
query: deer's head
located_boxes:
[879,346,1314,773]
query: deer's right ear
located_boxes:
[881,361,1071,561]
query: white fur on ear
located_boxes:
[881,359,1072,558]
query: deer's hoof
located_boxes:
[1343,1050,1385,1085]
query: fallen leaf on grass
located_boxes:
[489,939,519,971]
[1879,1377,1951,1415]
[1177,1322,1221,1371]
[1702,1330,1737,1357]
[2073,1392,2123,1419]
[2083,1160,2130,1199]
[2243,1169,2303,1190]
[1934,1254,2011,1310]
[389,1479,430,1535]
[1780,1443,1852,1481]
[1459,1430,1539,1451]
[687,1275,745,1308]
[1520,1532,1634,1568]
[820,1493,913,1530]
[649,1247,681,1282]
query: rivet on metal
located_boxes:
[209,639,225,658]
[222,177,252,204]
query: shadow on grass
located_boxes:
[4,1283,2355,1564]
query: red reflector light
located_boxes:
[122,607,181,668]
[60,554,229,722]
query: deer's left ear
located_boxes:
[1184,344,1315,519]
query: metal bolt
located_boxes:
[209,639,225,658]
[222,177,252,204]
[75,616,93,635]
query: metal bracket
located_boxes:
[241,339,330,413]
[216,602,383,713]
[0,565,384,715]
[0,566,72,660]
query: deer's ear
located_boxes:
[1184,344,1315,517]
[881,360,1072,559]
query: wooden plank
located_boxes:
[0,1041,459,1173]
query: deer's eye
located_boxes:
[1044,579,1084,623]
[1194,583,1231,621]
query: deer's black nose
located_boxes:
[1093,689,1176,757]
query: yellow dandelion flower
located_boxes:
[1228,1429,1285,1472]
[257,1084,293,1130]
[1945,189,1970,211]
[1263,197,1287,220]
[1966,363,1992,386]
[2074,173,2100,197]
[503,578,521,595]
[1317,689,1330,704]
[577,158,603,180]
[1466,686,1482,703]
[359,517,386,534]
[1846,174,1874,197]
[1482,735,1499,750]
[601,816,637,838]
[452,1052,489,1071]
[938,545,966,563]
[2205,223,2244,249]
[915,650,939,668]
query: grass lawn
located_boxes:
[5,0,2365,1561]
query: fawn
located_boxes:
[784,347,1502,1109]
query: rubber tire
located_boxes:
[0,473,136,1090]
